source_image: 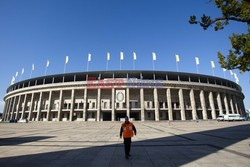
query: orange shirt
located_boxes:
[121,122,134,138]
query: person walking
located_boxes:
[120,116,137,159]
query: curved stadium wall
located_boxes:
[2,70,245,122]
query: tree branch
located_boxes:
[204,16,250,28]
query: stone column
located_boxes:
[167,88,173,121]
[83,88,87,121]
[229,95,235,114]
[70,89,75,121]
[200,90,207,120]
[217,92,223,115]
[154,88,159,121]
[4,98,10,121]
[140,88,145,121]
[28,93,34,121]
[126,88,130,118]
[238,98,242,115]
[233,95,239,114]
[178,89,186,120]
[7,97,14,121]
[6,97,13,121]
[223,93,229,114]
[46,91,52,121]
[242,100,246,116]
[21,94,27,119]
[3,99,8,121]
[111,88,115,121]
[36,92,43,121]
[15,95,21,120]
[96,88,101,121]
[239,99,245,116]
[2,100,6,121]
[209,91,216,119]
[189,89,197,120]
[58,90,63,121]
[10,96,17,120]
[3,99,10,121]
[236,99,242,115]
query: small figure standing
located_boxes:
[120,116,137,159]
[196,115,199,123]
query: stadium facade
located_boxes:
[2,70,245,122]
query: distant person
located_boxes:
[120,116,137,159]
[196,115,199,123]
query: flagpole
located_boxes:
[45,66,48,75]
[152,59,154,71]
[133,59,135,70]
[30,69,33,78]
[176,61,179,72]
[196,64,199,74]
[20,71,23,81]
[120,59,121,70]
[106,60,108,71]
[87,61,89,72]
[212,68,214,76]
[64,63,66,73]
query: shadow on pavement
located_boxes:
[0,124,249,167]
[0,136,54,146]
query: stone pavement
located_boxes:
[0,121,249,167]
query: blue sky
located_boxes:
[0,0,249,112]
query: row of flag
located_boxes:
[63,52,182,62]
[10,52,240,85]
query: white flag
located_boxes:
[46,60,50,67]
[88,53,91,62]
[15,72,18,77]
[32,64,35,70]
[210,61,215,68]
[11,76,15,85]
[21,68,24,74]
[152,52,156,61]
[229,70,233,75]
[120,52,124,60]
[195,57,199,65]
[107,52,110,61]
[133,52,136,60]
[65,56,69,64]
[175,54,180,62]
[234,73,239,83]
[222,68,226,72]
[234,73,238,80]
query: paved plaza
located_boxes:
[0,121,249,167]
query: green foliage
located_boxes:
[189,0,250,72]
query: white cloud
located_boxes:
[0,101,5,113]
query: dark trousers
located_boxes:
[123,138,131,156]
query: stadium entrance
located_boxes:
[115,111,126,121]
[102,112,111,121]
[130,111,140,121]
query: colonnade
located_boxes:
[2,87,245,122]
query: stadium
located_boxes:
[2,70,245,122]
